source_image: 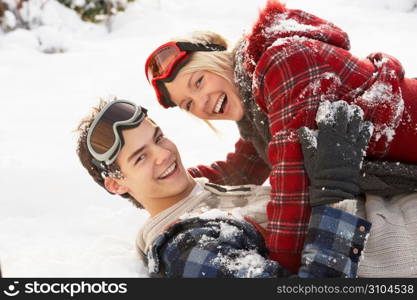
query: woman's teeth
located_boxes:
[159,162,176,179]
[214,94,227,114]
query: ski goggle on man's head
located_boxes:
[145,41,226,109]
[87,100,147,170]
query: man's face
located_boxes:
[113,118,194,212]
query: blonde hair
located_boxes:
[171,31,234,133]
[172,31,235,86]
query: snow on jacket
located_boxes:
[136,178,370,278]
[189,0,417,273]
[136,178,269,258]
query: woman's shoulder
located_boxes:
[242,0,350,75]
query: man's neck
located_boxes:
[145,178,197,217]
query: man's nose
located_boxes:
[154,146,171,165]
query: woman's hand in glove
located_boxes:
[297,100,373,206]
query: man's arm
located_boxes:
[298,206,371,278]
[147,213,370,278]
[147,217,290,278]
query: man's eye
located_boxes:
[134,154,145,165]
[196,75,203,88]
[185,101,192,111]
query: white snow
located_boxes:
[189,209,239,221]
[298,127,318,149]
[315,100,364,126]
[219,222,241,240]
[1,10,17,30]
[373,57,389,69]
[0,0,416,278]
[360,80,404,143]
[270,35,311,48]
[197,234,216,247]
[361,82,393,107]
[265,13,317,35]
[212,249,268,278]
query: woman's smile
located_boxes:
[166,70,244,121]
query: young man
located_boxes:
[75,99,370,278]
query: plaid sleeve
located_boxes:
[297,206,371,278]
[188,138,270,186]
[255,41,350,273]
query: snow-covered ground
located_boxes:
[0,0,416,277]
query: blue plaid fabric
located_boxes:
[298,206,371,278]
[147,206,370,278]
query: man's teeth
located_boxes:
[214,94,226,113]
[159,163,176,179]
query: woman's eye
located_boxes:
[196,75,203,88]
[185,101,192,111]
[156,134,165,143]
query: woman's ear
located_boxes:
[104,177,129,195]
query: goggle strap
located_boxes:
[92,157,108,172]
[157,80,177,108]
[176,42,226,52]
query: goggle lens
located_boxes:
[90,102,137,154]
[146,44,182,82]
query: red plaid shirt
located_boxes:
[190,1,413,273]
[188,138,270,186]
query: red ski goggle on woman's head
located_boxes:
[145,41,226,109]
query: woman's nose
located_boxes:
[195,93,210,114]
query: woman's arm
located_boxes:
[188,138,270,186]
[254,39,372,273]
[256,41,336,273]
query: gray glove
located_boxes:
[298,101,373,206]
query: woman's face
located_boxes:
[165,70,244,121]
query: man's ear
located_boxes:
[104,177,129,195]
